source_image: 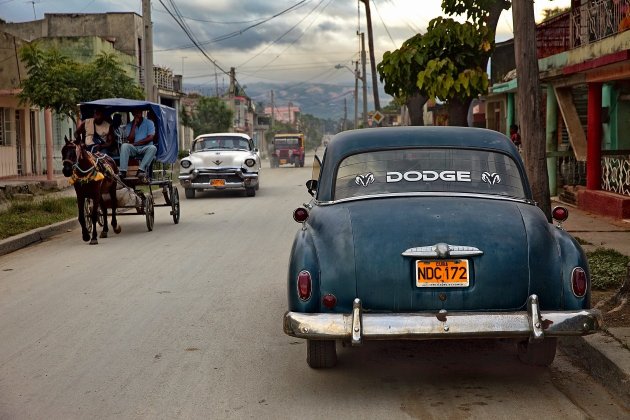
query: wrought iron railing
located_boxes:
[571,0,630,48]
[601,155,630,196]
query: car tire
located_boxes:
[245,187,256,197]
[517,338,557,366]
[185,188,195,199]
[306,339,337,368]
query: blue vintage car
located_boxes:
[283,126,602,369]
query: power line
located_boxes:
[239,0,328,69]
[154,1,309,52]
[372,0,396,47]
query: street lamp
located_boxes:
[335,63,363,129]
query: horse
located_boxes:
[61,137,121,244]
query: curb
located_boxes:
[559,333,630,408]
[0,219,78,257]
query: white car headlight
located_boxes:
[180,160,192,169]
[245,158,256,167]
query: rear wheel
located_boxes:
[145,194,154,231]
[517,338,557,366]
[170,187,180,224]
[185,188,195,199]
[306,340,337,369]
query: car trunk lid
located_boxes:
[346,196,532,311]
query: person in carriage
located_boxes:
[74,106,117,155]
[118,108,157,183]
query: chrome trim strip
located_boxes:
[315,192,535,207]
[283,303,602,341]
[402,243,484,258]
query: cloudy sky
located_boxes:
[1,0,570,91]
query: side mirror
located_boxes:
[306,179,318,197]
[187,149,191,156]
[254,148,259,153]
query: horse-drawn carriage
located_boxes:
[62,98,181,244]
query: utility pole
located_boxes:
[270,90,275,131]
[229,67,236,98]
[512,1,551,220]
[343,97,347,131]
[360,32,368,127]
[142,0,155,102]
[354,60,359,129]
[359,0,380,112]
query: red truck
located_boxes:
[271,133,305,168]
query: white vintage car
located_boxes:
[179,133,261,198]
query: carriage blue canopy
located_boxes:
[79,98,179,164]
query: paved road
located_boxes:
[0,160,628,419]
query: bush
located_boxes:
[587,248,630,290]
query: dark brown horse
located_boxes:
[61,137,121,244]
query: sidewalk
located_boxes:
[552,198,630,407]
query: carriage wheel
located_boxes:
[84,199,104,229]
[83,199,93,232]
[170,187,180,224]
[145,194,154,231]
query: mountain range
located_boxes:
[183,81,392,121]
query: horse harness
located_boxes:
[64,144,116,185]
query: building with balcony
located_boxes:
[487,0,630,218]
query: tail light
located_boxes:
[297,270,312,301]
[322,294,337,309]
[552,206,569,222]
[571,267,587,297]
[293,207,309,223]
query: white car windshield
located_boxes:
[334,148,526,200]
[194,137,250,151]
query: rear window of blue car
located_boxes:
[334,148,526,200]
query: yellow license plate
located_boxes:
[280,159,287,164]
[416,260,469,287]
[211,179,226,187]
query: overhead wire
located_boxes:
[237,0,328,68]
[372,0,397,47]
[154,1,310,52]
[252,0,334,73]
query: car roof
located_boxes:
[325,127,518,161]
[318,126,529,202]
[194,133,251,140]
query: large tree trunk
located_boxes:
[447,97,472,127]
[513,1,551,220]
[406,93,427,126]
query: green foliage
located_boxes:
[441,0,511,25]
[0,197,77,240]
[18,44,145,122]
[180,104,192,127]
[587,248,630,290]
[378,17,492,106]
[189,96,233,134]
[542,7,570,21]
[377,34,424,103]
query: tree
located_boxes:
[189,96,233,135]
[416,18,492,126]
[18,44,144,123]
[379,17,492,126]
[377,34,428,126]
[513,1,551,219]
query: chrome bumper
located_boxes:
[179,168,258,189]
[283,295,602,345]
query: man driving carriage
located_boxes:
[74,107,116,154]
[119,108,158,182]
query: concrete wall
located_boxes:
[0,32,27,90]
[0,13,143,58]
